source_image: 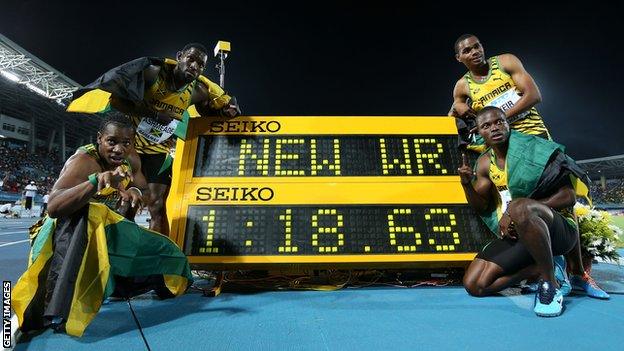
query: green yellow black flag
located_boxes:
[65,57,231,140]
[12,203,192,337]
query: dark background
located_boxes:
[1,1,621,159]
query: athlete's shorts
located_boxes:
[25,197,33,210]
[139,153,172,185]
[475,209,577,274]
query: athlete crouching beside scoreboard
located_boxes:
[458,107,607,317]
[11,116,192,337]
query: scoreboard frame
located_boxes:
[167,116,489,269]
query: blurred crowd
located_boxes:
[590,179,624,204]
[0,140,62,195]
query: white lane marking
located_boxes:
[0,239,29,248]
[0,231,26,237]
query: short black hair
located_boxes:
[181,43,209,57]
[99,114,134,133]
[454,34,478,54]
[476,106,505,124]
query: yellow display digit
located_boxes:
[413,138,448,175]
[278,209,298,253]
[200,210,219,254]
[311,209,344,253]
[387,208,420,252]
[424,208,459,251]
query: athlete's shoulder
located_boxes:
[453,77,470,97]
[475,151,493,173]
[496,53,522,68]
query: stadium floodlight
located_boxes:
[0,70,20,82]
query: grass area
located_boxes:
[612,215,624,246]
[612,215,624,231]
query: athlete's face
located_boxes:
[477,110,510,146]
[176,47,208,83]
[97,124,134,167]
[456,36,486,68]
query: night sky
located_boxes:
[1,1,622,159]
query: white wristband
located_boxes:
[127,187,143,197]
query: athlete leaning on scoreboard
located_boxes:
[67,43,241,236]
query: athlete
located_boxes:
[13,115,191,337]
[47,114,146,219]
[450,34,550,139]
[68,43,241,235]
[459,107,607,317]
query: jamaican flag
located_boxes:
[12,202,192,337]
[479,130,591,235]
[65,56,232,140]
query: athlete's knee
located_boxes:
[508,198,544,226]
[148,197,166,215]
[463,278,487,297]
[463,267,487,297]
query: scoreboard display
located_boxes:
[168,116,492,269]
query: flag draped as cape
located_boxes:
[12,202,192,337]
[479,130,591,235]
[66,57,231,140]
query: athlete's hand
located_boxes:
[97,166,133,192]
[153,110,179,125]
[457,153,474,185]
[119,187,144,210]
[453,102,477,120]
[499,212,518,240]
[220,96,241,118]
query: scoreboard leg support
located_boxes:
[202,271,225,297]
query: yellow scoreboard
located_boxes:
[168,116,491,269]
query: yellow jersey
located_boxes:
[131,63,196,154]
[488,151,511,222]
[465,56,551,139]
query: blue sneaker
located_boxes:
[553,256,571,296]
[521,281,538,294]
[570,272,610,299]
[534,280,564,317]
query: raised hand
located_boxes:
[97,166,133,192]
[457,152,474,185]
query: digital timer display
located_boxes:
[168,116,490,268]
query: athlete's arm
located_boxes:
[536,184,576,210]
[498,53,542,119]
[458,153,494,213]
[192,79,240,118]
[451,78,476,119]
[122,150,148,209]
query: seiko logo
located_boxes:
[196,187,275,202]
[210,120,281,133]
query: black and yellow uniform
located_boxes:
[465,56,551,139]
[488,151,512,222]
[476,149,578,274]
[78,143,132,209]
[132,63,196,155]
[67,57,232,185]
[131,60,230,184]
